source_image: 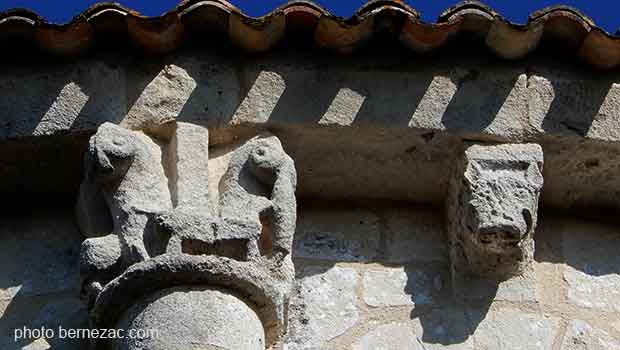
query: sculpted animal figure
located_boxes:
[76,123,172,301]
[218,134,297,259]
[156,133,297,261]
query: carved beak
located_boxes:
[95,147,115,176]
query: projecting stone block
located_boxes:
[447,143,544,281]
[124,55,241,130]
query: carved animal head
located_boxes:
[247,137,288,186]
[459,151,543,277]
[85,122,137,184]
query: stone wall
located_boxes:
[0,46,619,349]
[1,203,618,349]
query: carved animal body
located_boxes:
[157,134,297,261]
[77,123,172,295]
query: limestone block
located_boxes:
[353,311,473,350]
[287,267,359,348]
[0,60,125,139]
[562,219,620,312]
[457,267,537,303]
[560,320,620,350]
[447,143,544,280]
[472,309,559,350]
[124,55,241,129]
[362,267,443,307]
[294,209,380,262]
[172,122,210,210]
[383,208,447,263]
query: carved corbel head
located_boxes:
[84,122,137,184]
[448,143,544,279]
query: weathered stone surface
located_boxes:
[287,267,359,348]
[472,309,559,350]
[294,209,380,262]
[528,70,620,141]
[124,55,241,130]
[353,313,473,350]
[0,210,81,299]
[114,286,264,350]
[237,60,527,140]
[383,208,447,263]
[456,267,537,303]
[560,320,620,350]
[362,267,443,307]
[447,143,544,279]
[77,123,172,301]
[562,219,620,312]
[75,124,298,347]
[0,60,125,139]
[172,122,210,210]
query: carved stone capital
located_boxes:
[76,123,297,349]
[447,143,544,282]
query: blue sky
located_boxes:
[0,1,618,33]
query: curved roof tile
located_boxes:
[0,0,619,68]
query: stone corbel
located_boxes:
[76,122,297,349]
[446,143,544,285]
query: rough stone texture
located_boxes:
[114,286,264,350]
[171,122,210,210]
[560,320,620,350]
[362,267,443,307]
[0,210,87,350]
[447,143,544,280]
[293,209,380,262]
[528,69,620,141]
[472,309,559,350]
[0,60,125,139]
[236,60,528,140]
[562,219,620,313]
[287,267,359,349]
[75,124,298,348]
[2,52,620,214]
[353,312,473,350]
[456,266,538,303]
[124,55,241,130]
[383,208,447,264]
[77,123,172,301]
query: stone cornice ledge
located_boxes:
[1,51,619,214]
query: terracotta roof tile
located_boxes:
[1,0,619,68]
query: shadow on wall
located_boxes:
[0,59,125,139]
[0,46,617,145]
[540,78,613,137]
[289,203,499,348]
[0,208,88,350]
